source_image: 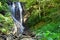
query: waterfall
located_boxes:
[10,2,24,34]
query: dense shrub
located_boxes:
[21,0,60,40]
[0,1,14,34]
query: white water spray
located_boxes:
[10,2,24,34]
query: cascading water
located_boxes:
[10,2,24,35]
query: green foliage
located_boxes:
[20,0,60,40]
[0,0,60,40]
[0,1,13,34]
[0,14,14,34]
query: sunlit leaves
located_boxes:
[0,14,14,34]
[0,2,2,7]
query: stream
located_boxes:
[0,2,39,40]
[10,2,24,35]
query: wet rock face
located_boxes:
[7,35,35,40]
[21,38,34,40]
[0,35,6,40]
[0,33,37,40]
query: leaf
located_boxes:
[48,37,53,40]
